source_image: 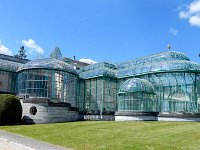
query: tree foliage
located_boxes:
[0,94,22,125]
[14,46,27,59]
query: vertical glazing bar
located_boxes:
[96,78,98,113]
[51,70,55,100]
[100,77,104,118]
[195,72,198,112]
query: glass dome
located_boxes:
[117,60,200,78]
[119,78,154,93]
[0,59,22,72]
[81,62,117,72]
[18,58,77,74]
[79,62,117,79]
[79,69,116,79]
[116,51,190,70]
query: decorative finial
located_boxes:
[167,44,171,51]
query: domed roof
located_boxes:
[17,58,77,74]
[119,78,154,93]
[81,62,117,71]
[117,51,190,70]
[79,69,116,79]
[79,62,117,79]
[0,59,22,72]
[117,60,200,78]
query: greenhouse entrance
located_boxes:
[117,78,157,112]
[115,78,159,121]
[118,93,156,112]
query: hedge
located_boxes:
[0,94,22,125]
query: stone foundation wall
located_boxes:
[83,115,115,121]
[21,102,79,124]
[115,115,157,121]
[115,111,200,122]
[158,112,200,122]
[20,102,200,123]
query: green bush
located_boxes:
[0,94,22,125]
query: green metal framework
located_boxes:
[78,51,200,114]
[118,78,157,112]
[0,59,22,94]
[17,59,78,106]
[77,77,117,114]
[18,58,77,75]
[119,78,154,93]
[0,50,198,115]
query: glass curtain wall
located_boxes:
[118,92,157,112]
[76,79,85,112]
[17,69,78,106]
[0,70,16,94]
[77,77,117,114]
[118,72,200,113]
[141,72,199,113]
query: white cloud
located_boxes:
[21,39,44,54]
[0,41,12,55]
[190,0,200,13]
[79,58,97,64]
[189,15,200,26]
[169,28,178,36]
[179,11,190,19]
[179,0,200,27]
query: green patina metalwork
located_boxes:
[78,51,200,114]
[16,59,78,106]
[1,50,199,115]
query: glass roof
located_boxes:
[80,51,200,79]
[79,62,117,79]
[116,51,190,70]
[117,60,200,78]
[81,62,117,72]
[119,78,154,93]
[0,58,22,72]
[79,69,116,79]
[18,58,77,74]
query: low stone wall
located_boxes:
[115,115,157,121]
[158,112,200,122]
[115,111,200,122]
[115,111,158,121]
[21,102,200,123]
[115,111,157,121]
[83,115,115,121]
[21,102,79,124]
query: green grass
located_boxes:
[1,121,200,150]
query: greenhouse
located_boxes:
[117,78,157,112]
[0,56,25,94]
[17,58,78,106]
[78,62,117,114]
[1,50,200,122]
[116,51,200,115]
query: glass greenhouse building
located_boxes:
[17,59,78,106]
[1,50,200,123]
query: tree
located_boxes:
[14,46,27,59]
[50,47,62,59]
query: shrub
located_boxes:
[0,94,22,125]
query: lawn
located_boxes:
[1,121,200,150]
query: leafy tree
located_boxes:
[14,46,27,59]
[50,47,62,59]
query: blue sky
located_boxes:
[0,0,200,63]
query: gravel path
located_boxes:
[0,130,70,150]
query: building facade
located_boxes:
[1,50,200,123]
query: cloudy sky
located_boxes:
[0,0,200,63]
